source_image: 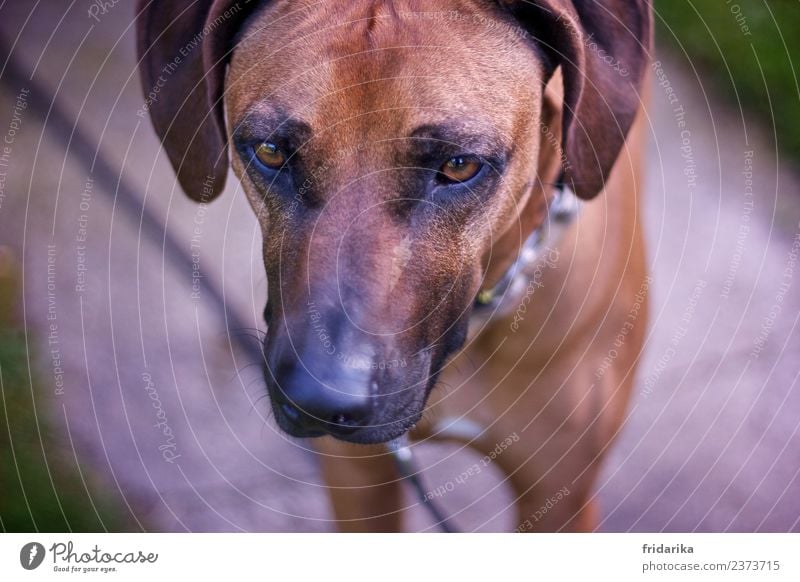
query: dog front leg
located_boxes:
[315,438,403,532]
[508,458,601,533]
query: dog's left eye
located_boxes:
[253,141,286,169]
[438,156,483,183]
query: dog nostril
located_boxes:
[280,402,301,422]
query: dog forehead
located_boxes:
[227,0,541,131]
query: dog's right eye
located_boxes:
[253,142,286,169]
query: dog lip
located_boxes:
[274,412,327,439]
[327,405,423,444]
[270,387,423,443]
[274,412,414,444]
[325,420,420,445]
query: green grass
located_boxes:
[655,0,800,162]
[0,326,135,532]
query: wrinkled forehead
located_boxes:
[226,0,543,142]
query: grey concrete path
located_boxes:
[0,1,798,532]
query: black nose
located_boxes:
[271,361,372,438]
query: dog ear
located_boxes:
[499,0,651,199]
[136,0,257,202]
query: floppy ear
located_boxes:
[499,0,652,199]
[136,0,257,201]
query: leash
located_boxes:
[390,183,581,532]
[388,435,458,533]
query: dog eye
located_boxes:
[254,142,286,169]
[438,156,482,183]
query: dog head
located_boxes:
[137,0,650,443]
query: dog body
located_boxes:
[138,0,651,531]
[318,101,649,531]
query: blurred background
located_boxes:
[1,1,799,532]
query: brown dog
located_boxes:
[137,0,651,532]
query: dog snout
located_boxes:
[261,269,445,442]
[272,356,374,439]
[267,342,376,438]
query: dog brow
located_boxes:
[233,105,313,145]
[407,122,506,159]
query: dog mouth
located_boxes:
[263,347,437,444]
[260,288,469,444]
[267,380,429,444]
[272,399,425,444]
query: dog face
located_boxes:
[137,0,650,443]
[225,1,549,442]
